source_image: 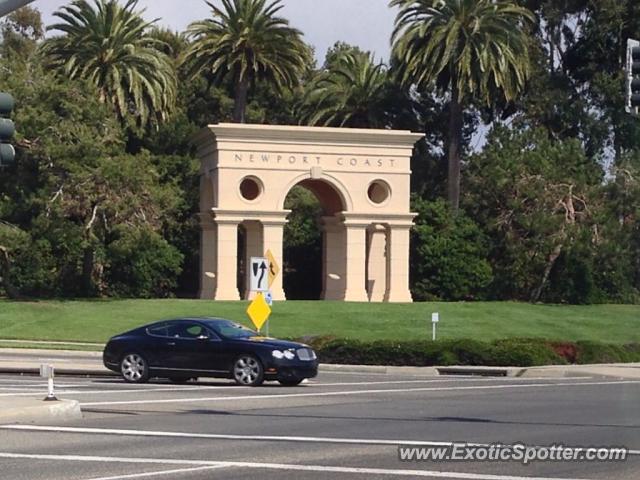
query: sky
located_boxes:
[35,0,399,63]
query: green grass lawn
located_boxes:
[0,299,638,346]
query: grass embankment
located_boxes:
[0,299,638,345]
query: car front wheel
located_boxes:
[120,353,149,384]
[232,355,264,386]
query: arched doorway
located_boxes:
[196,123,419,302]
[282,179,346,300]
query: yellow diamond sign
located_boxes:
[246,292,271,331]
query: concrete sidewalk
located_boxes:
[1,347,640,379]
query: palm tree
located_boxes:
[43,0,177,129]
[299,51,390,128]
[181,0,309,123]
[391,0,535,210]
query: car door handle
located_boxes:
[166,342,176,346]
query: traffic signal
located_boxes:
[0,92,15,166]
[626,39,640,115]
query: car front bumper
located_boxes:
[263,359,318,381]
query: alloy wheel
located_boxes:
[120,353,148,383]
[233,355,263,386]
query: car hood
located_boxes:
[239,336,309,350]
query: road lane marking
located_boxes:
[82,465,227,480]
[0,452,593,480]
[4,425,639,456]
[0,385,251,397]
[310,377,591,386]
[74,379,640,407]
[0,378,597,397]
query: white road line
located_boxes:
[0,379,561,397]
[0,385,251,397]
[310,377,591,386]
[0,452,592,480]
[0,384,85,391]
[4,425,639,456]
[82,465,227,480]
[76,379,640,407]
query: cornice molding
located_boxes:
[193,123,424,150]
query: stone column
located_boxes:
[243,221,263,300]
[262,219,287,301]
[198,213,217,299]
[366,224,387,302]
[343,220,369,302]
[213,219,241,300]
[384,224,413,303]
[321,216,346,300]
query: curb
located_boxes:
[0,399,82,424]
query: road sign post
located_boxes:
[431,312,439,341]
[264,291,273,336]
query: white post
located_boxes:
[431,312,439,341]
[40,364,57,401]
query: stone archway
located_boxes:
[195,123,422,302]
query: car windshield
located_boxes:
[202,319,257,339]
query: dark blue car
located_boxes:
[103,317,318,386]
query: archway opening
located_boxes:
[283,179,345,300]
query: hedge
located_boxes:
[294,336,640,367]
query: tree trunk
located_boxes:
[447,88,463,211]
[82,245,96,296]
[530,242,563,302]
[233,74,250,124]
[0,246,22,299]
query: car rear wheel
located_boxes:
[232,355,264,386]
[120,353,149,383]
[278,379,303,386]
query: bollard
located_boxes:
[40,364,58,401]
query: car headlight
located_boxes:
[272,350,284,359]
[283,349,295,360]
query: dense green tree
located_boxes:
[411,197,492,300]
[42,0,177,129]
[391,0,535,210]
[106,225,183,297]
[466,125,602,302]
[0,53,183,298]
[181,0,310,123]
[0,5,43,58]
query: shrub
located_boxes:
[311,337,637,367]
[575,341,640,364]
[490,338,565,366]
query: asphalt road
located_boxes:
[0,372,638,479]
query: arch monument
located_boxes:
[194,123,422,302]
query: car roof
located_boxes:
[146,317,230,326]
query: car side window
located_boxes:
[168,322,209,339]
[147,323,168,337]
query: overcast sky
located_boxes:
[36,0,398,62]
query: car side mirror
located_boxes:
[197,334,209,340]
